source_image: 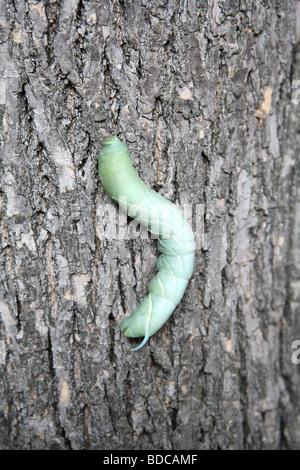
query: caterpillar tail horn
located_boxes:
[131,333,150,351]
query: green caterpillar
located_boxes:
[98,136,195,350]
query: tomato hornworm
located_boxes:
[98,136,195,350]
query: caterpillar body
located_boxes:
[98,136,195,350]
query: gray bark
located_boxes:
[0,0,299,450]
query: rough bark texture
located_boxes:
[0,0,299,450]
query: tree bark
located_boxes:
[0,0,299,450]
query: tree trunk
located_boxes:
[0,0,299,450]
